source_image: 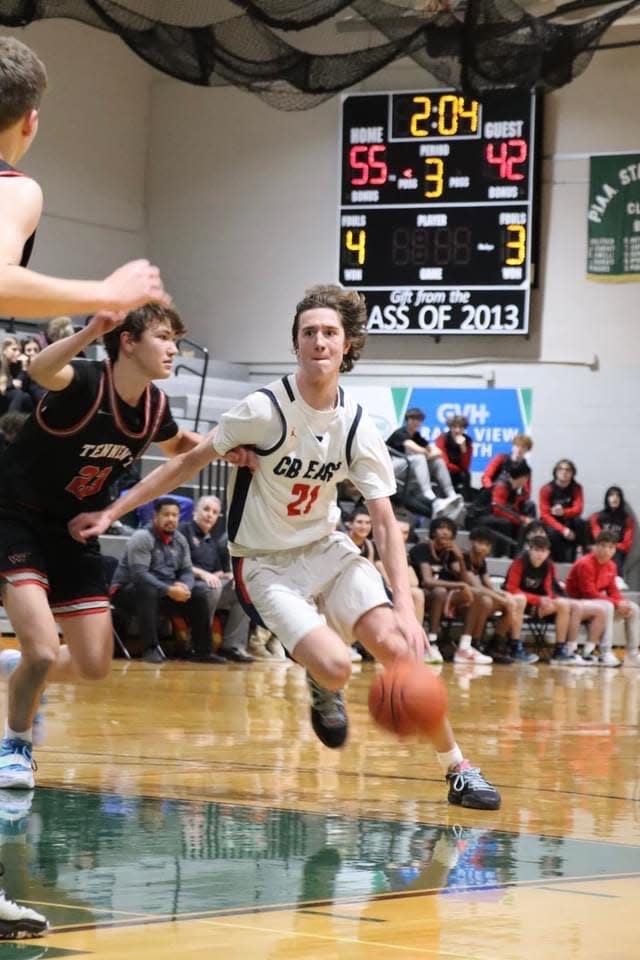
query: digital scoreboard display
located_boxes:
[338,91,541,335]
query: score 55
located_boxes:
[349,145,388,185]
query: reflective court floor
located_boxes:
[0,658,639,959]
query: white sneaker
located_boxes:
[599,651,621,668]
[424,643,444,664]
[0,739,35,790]
[623,652,640,667]
[0,887,48,939]
[454,646,493,665]
[433,493,463,518]
[0,650,20,678]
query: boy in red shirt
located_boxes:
[566,531,640,667]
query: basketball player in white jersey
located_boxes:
[70,285,501,810]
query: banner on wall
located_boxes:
[347,386,532,473]
[587,153,640,281]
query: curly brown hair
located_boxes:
[0,38,47,132]
[102,303,185,363]
[291,285,367,374]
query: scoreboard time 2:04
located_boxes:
[338,90,540,335]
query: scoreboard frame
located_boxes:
[337,89,543,336]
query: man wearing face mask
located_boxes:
[180,496,254,662]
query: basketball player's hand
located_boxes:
[88,310,127,337]
[102,259,170,311]
[396,606,427,660]
[68,509,113,542]
[225,446,257,472]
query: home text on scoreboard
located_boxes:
[338,90,540,335]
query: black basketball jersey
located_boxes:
[0,159,36,267]
[520,556,549,595]
[0,359,177,521]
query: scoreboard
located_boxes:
[338,90,541,335]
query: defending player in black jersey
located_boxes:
[0,303,252,794]
[0,36,166,320]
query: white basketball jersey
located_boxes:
[213,375,395,557]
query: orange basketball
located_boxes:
[368,659,448,738]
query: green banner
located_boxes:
[587,153,640,281]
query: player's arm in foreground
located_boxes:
[0,179,168,317]
[367,497,427,660]
[30,312,205,455]
[28,311,124,390]
[68,435,254,542]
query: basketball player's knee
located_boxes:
[323,651,352,690]
[22,647,57,679]
[76,654,111,682]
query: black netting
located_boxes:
[1,0,638,108]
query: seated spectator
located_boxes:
[521,518,547,543]
[18,334,46,406]
[346,505,375,562]
[179,495,254,662]
[539,459,588,563]
[482,434,534,499]
[0,411,28,454]
[435,415,473,501]
[0,335,31,414]
[463,526,527,665]
[20,336,41,366]
[46,315,75,344]
[565,531,640,667]
[409,517,492,665]
[110,497,223,664]
[504,534,571,663]
[387,408,462,519]
[589,486,635,576]
[480,461,535,556]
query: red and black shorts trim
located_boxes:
[0,505,110,616]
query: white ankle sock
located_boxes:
[437,744,464,772]
[5,725,32,743]
[458,634,472,651]
[428,633,439,647]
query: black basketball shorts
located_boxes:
[0,506,110,618]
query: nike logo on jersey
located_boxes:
[273,455,342,482]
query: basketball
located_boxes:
[368,660,448,737]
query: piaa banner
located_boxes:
[587,153,640,281]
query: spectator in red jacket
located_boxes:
[589,486,635,576]
[505,534,570,663]
[478,461,535,556]
[565,531,640,667]
[435,415,473,501]
[539,459,588,563]
[481,434,533,497]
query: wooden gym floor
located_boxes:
[0,657,638,959]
